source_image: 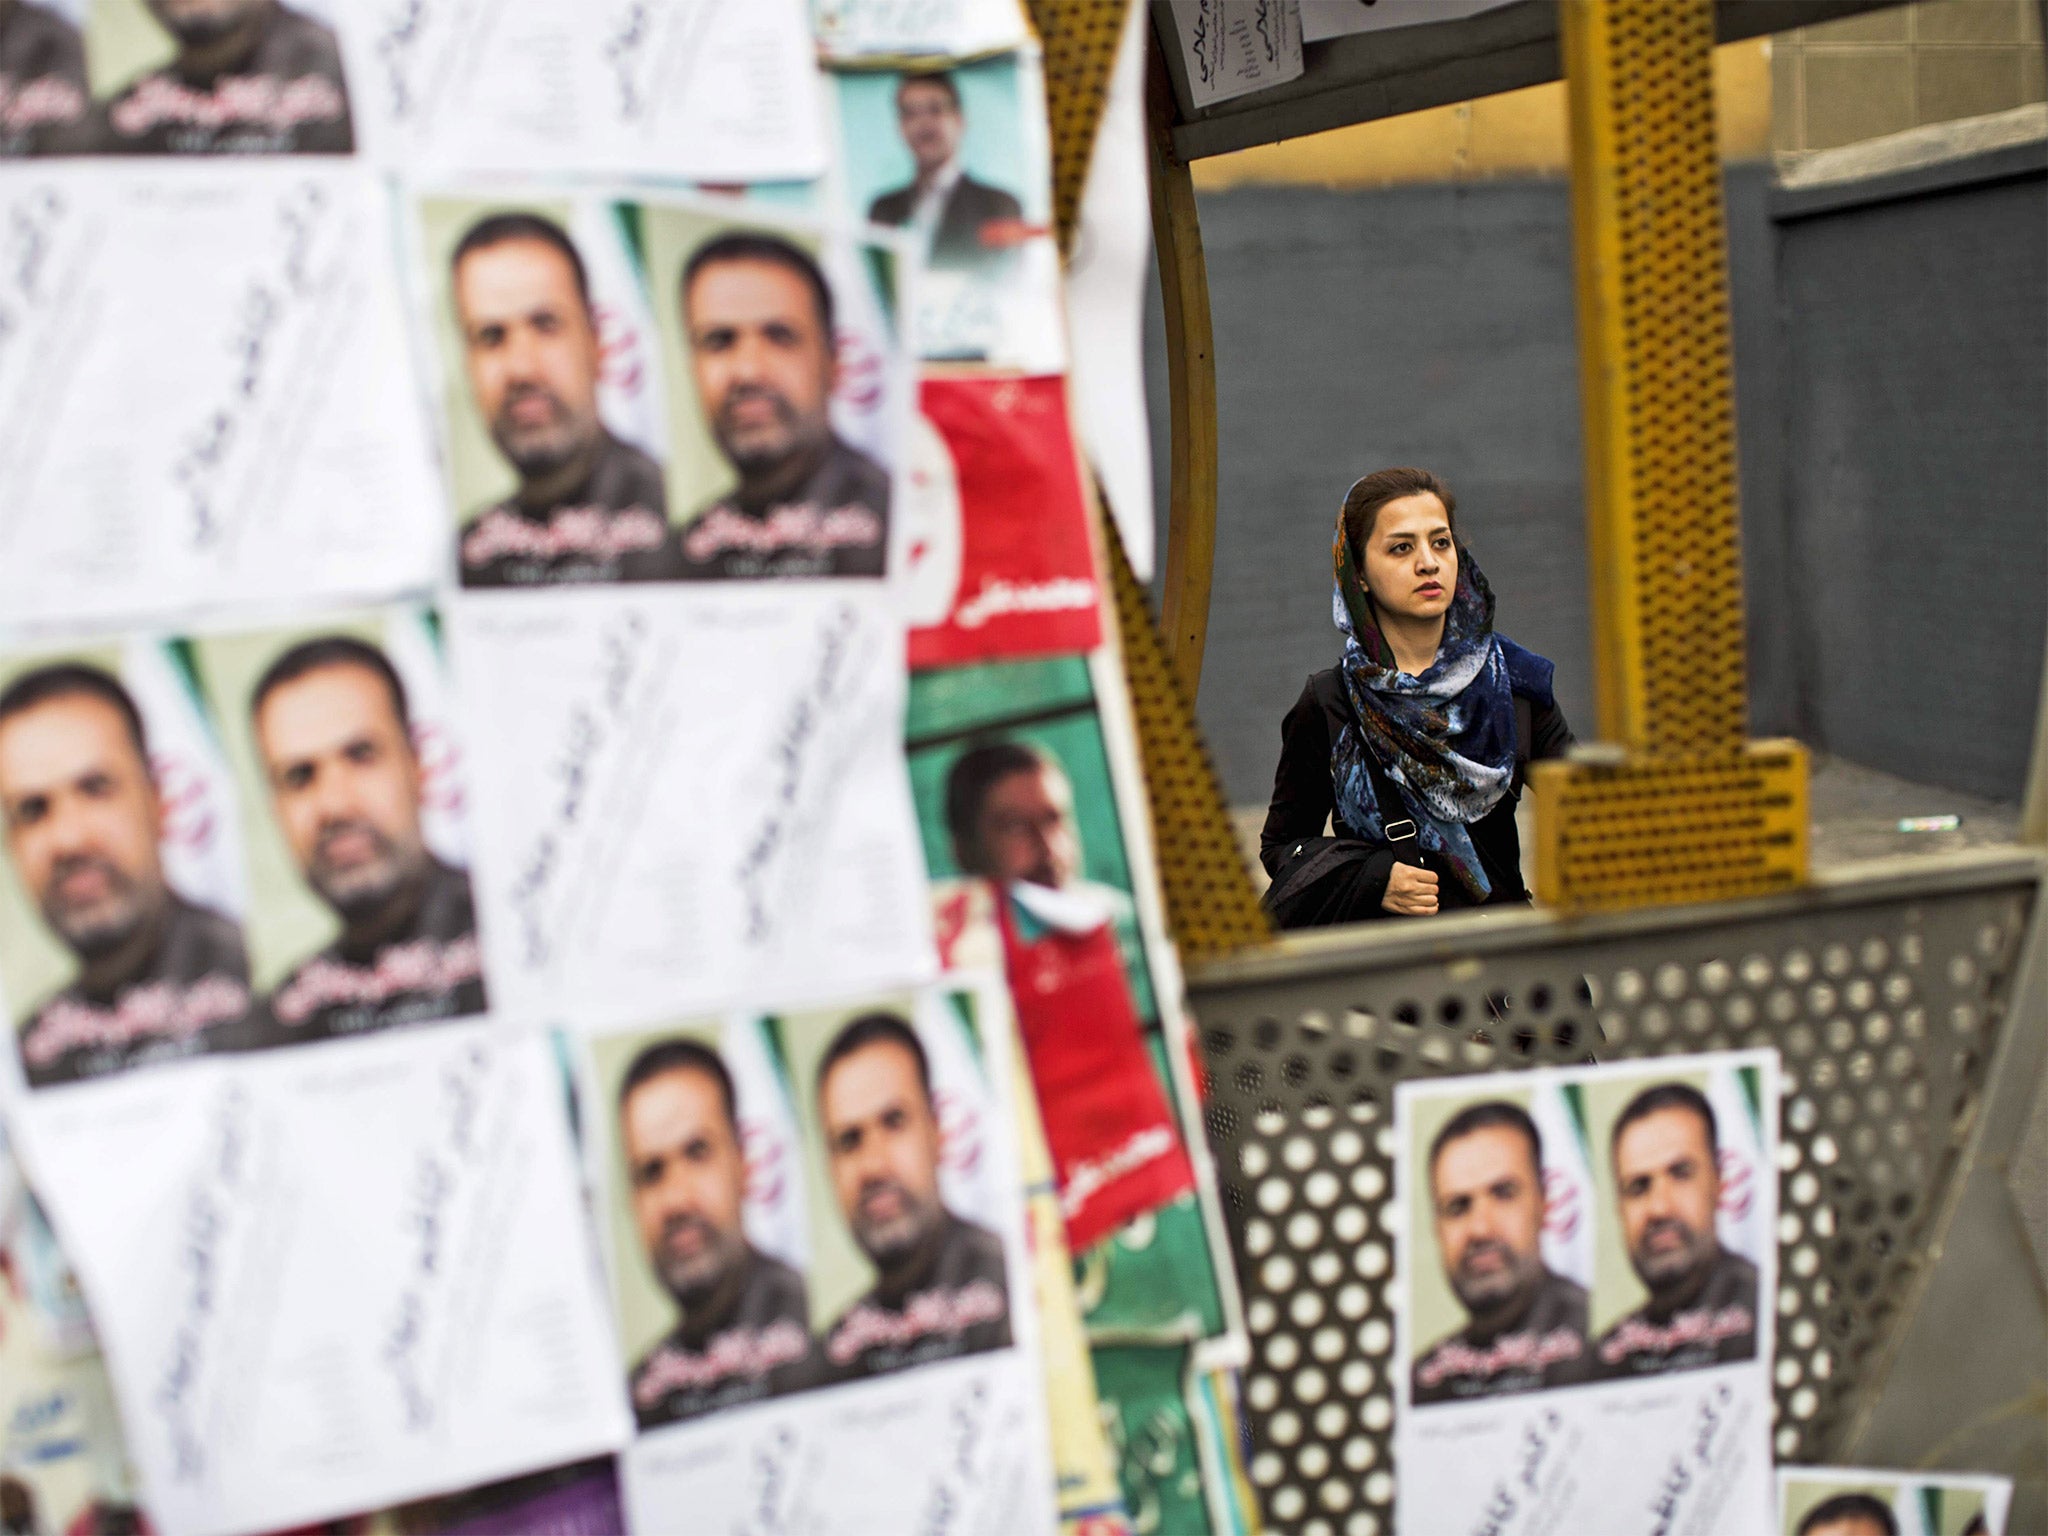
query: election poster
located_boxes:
[0,1124,153,1536]
[186,607,490,1053]
[0,609,489,1096]
[0,636,259,1092]
[1396,1050,1779,1536]
[80,0,353,156]
[453,585,934,1027]
[1778,1468,2014,1536]
[638,197,907,584]
[415,191,908,588]
[0,164,446,633]
[335,0,826,183]
[4,0,829,177]
[589,980,1055,1536]
[830,51,1064,372]
[904,654,1247,1376]
[13,1024,631,1536]
[906,375,1104,670]
[811,0,1032,63]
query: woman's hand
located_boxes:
[1382,861,1439,916]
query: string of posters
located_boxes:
[0,0,1240,1531]
[0,2,2017,1535]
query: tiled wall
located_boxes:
[1772,0,2046,152]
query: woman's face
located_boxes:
[1359,493,1457,622]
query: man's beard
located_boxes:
[491,385,599,484]
[151,0,268,49]
[307,819,426,924]
[850,1176,940,1271]
[1449,1238,1538,1316]
[654,1213,744,1307]
[42,854,156,961]
[1630,1217,1713,1293]
[713,385,826,480]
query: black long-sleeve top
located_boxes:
[1259,668,1572,918]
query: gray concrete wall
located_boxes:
[1150,157,2046,810]
[1775,169,2048,802]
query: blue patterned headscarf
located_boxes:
[1328,503,1553,900]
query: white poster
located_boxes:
[583,981,1052,1535]
[0,165,445,633]
[453,587,935,1027]
[12,1025,632,1536]
[1,1124,149,1536]
[1777,1468,2014,1536]
[830,51,1064,373]
[1300,0,1520,45]
[1395,1050,1778,1536]
[812,0,1032,61]
[340,0,827,183]
[1064,0,1157,574]
[1167,0,1304,111]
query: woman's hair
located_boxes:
[1340,467,1457,557]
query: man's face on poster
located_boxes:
[254,664,428,923]
[1430,1122,1546,1318]
[896,79,962,176]
[454,238,605,486]
[971,762,1081,891]
[1614,1105,1722,1295]
[143,0,268,48]
[821,1039,945,1271]
[684,258,836,484]
[0,695,167,963]
[623,1065,749,1307]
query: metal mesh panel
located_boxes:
[1564,0,1747,754]
[1188,877,2035,1535]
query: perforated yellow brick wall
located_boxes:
[1530,742,1809,911]
[1564,0,1749,755]
[1542,0,1811,913]
[1025,0,1125,254]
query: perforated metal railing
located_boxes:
[1183,853,2041,1536]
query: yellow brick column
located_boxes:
[1533,0,1809,911]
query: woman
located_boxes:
[1260,467,1571,927]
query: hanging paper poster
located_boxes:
[14,1025,631,1536]
[1164,0,1303,112]
[832,52,1064,372]
[0,1125,153,1536]
[416,192,906,587]
[454,586,933,1026]
[589,982,1054,1536]
[906,376,1103,670]
[339,0,825,182]
[1395,1050,1779,1536]
[186,607,489,1053]
[0,637,257,1090]
[811,0,1032,63]
[1299,0,1520,45]
[0,164,445,633]
[1777,1468,2013,1536]
[0,608,488,1095]
[0,0,94,156]
[1062,0,1157,577]
[905,658,1195,1253]
[79,0,353,156]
